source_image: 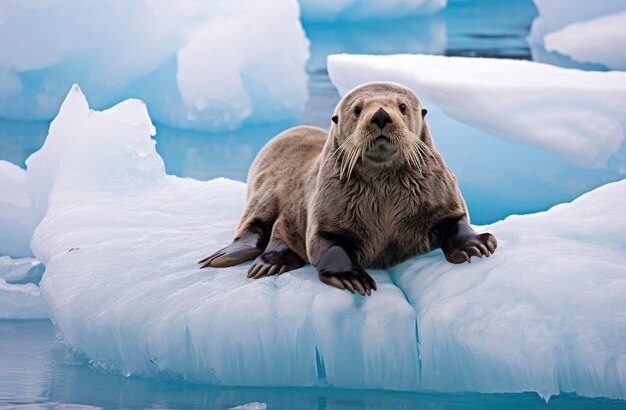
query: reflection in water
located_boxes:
[2,321,625,409]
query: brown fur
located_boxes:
[235,82,467,269]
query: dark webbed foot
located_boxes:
[199,226,266,268]
[317,246,376,296]
[247,238,304,278]
[442,230,497,264]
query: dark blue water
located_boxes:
[2,1,626,408]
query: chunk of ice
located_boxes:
[0,255,43,285]
[528,0,626,44]
[0,0,308,131]
[32,86,420,390]
[544,12,626,71]
[29,86,626,400]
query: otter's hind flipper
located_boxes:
[199,225,267,268]
[247,238,304,278]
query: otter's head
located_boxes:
[329,82,431,180]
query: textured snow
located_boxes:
[528,0,626,44]
[544,12,626,71]
[30,87,626,400]
[0,256,47,319]
[327,54,626,168]
[0,160,38,257]
[391,180,626,400]
[0,0,308,131]
[298,0,446,22]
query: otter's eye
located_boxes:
[399,103,407,114]
[353,106,362,117]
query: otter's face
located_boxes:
[330,83,430,180]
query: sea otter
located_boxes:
[199,82,497,296]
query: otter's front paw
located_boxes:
[442,232,497,264]
[319,268,376,296]
[316,245,376,296]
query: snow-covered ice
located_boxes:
[544,12,626,71]
[528,0,626,44]
[26,87,626,400]
[32,86,420,390]
[0,160,38,257]
[391,180,626,400]
[298,0,446,22]
[0,0,308,131]
[328,54,626,169]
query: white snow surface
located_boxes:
[0,160,38,257]
[298,0,446,22]
[0,0,308,131]
[30,87,626,400]
[328,54,626,169]
[528,0,626,44]
[544,12,626,71]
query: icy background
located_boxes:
[1,0,626,408]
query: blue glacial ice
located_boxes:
[0,0,308,131]
[24,86,626,400]
[298,0,446,22]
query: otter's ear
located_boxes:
[332,115,338,124]
[421,108,428,117]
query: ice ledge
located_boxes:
[27,86,626,401]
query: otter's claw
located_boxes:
[443,232,497,264]
[319,268,376,296]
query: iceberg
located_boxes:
[0,0,308,131]
[298,0,446,22]
[544,12,626,71]
[528,0,626,44]
[30,87,626,400]
[0,160,38,257]
[327,54,626,169]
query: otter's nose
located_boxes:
[370,107,392,130]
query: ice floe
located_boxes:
[0,0,308,131]
[544,12,626,71]
[26,86,626,400]
[328,53,626,168]
[528,0,626,44]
